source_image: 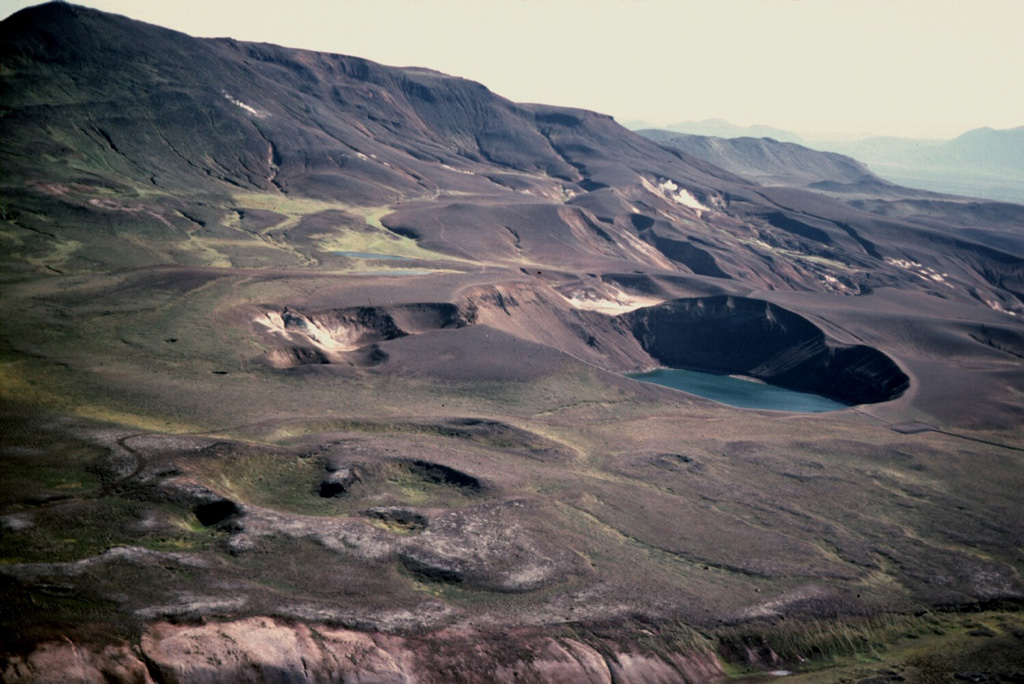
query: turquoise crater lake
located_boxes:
[628,368,849,413]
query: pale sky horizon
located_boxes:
[2,0,1022,141]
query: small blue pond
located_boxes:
[333,251,410,260]
[628,368,849,413]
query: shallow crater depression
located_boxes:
[183,438,489,519]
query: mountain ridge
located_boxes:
[660,118,805,144]
[811,125,1024,203]
[637,129,889,190]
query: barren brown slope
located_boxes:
[1,4,1024,683]
[639,129,888,190]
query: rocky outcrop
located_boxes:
[3,618,727,683]
[256,303,471,367]
[2,642,154,684]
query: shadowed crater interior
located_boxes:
[313,454,486,509]
[626,295,909,406]
[400,459,483,492]
[318,464,361,498]
[194,499,241,527]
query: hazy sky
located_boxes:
[3,0,1022,140]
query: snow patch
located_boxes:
[440,163,475,175]
[656,179,710,215]
[885,257,921,270]
[821,273,854,294]
[223,92,267,118]
[885,257,954,288]
[985,300,1018,316]
[563,288,663,314]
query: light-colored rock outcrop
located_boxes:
[3,617,725,683]
[2,641,154,684]
[142,618,412,683]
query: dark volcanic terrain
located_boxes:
[2,4,1024,683]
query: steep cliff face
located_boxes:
[3,618,726,684]
[628,296,909,405]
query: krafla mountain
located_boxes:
[2,4,1024,683]
[812,126,1024,204]
[656,118,806,144]
[637,129,893,191]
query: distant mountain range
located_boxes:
[822,126,1024,172]
[816,127,1024,203]
[636,119,1024,203]
[625,118,804,144]
[638,130,888,191]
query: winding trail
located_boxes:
[852,407,1024,454]
[102,433,148,495]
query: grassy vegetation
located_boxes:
[0,180,468,277]
[0,411,226,566]
[0,440,106,509]
[3,277,1023,679]
[719,609,1024,682]
[0,499,223,564]
[0,573,126,656]
[224,535,414,605]
[558,618,715,665]
[719,613,936,668]
[186,445,485,517]
[3,181,1023,681]
[228,191,457,263]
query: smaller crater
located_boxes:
[318,464,361,498]
[309,451,486,510]
[654,453,694,469]
[194,499,241,527]
[401,459,483,492]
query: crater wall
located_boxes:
[626,296,909,405]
